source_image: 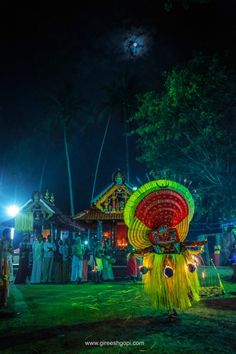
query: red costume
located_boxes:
[127,253,138,277]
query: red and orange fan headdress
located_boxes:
[124,179,196,252]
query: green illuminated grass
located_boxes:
[0,267,236,353]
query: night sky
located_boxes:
[0,1,235,217]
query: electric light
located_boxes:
[10,227,15,240]
[6,205,20,217]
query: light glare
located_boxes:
[10,227,15,240]
[6,205,20,217]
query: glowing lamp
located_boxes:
[6,205,20,217]
[10,227,15,240]
[84,240,88,245]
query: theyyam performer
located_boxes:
[124,179,206,317]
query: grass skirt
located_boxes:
[143,251,200,311]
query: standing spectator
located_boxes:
[42,235,56,283]
[67,237,73,280]
[221,234,232,265]
[93,241,104,283]
[229,244,236,264]
[59,238,70,283]
[28,237,33,280]
[31,234,44,284]
[127,253,138,282]
[137,255,143,281]
[15,234,31,284]
[0,229,14,307]
[71,236,84,283]
[102,240,114,281]
[82,246,91,282]
[54,235,62,283]
[87,251,95,281]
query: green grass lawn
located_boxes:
[0,267,236,354]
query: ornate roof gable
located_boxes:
[92,170,133,214]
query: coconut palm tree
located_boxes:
[91,109,111,201]
[42,82,86,216]
[91,72,140,201]
[104,72,140,183]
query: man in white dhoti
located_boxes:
[42,235,56,283]
[31,234,43,284]
[102,239,114,281]
[71,236,84,283]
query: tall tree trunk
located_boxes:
[38,148,49,193]
[63,124,75,216]
[91,114,111,202]
[123,107,130,183]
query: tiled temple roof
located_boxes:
[19,196,84,231]
[73,207,124,221]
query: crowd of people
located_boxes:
[0,229,13,307]
[15,233,116,285]
[0,229,141,307]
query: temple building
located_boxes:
[8,191,83,242]
[73,170,134,248]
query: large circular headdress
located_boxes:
[124,180,195,250]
